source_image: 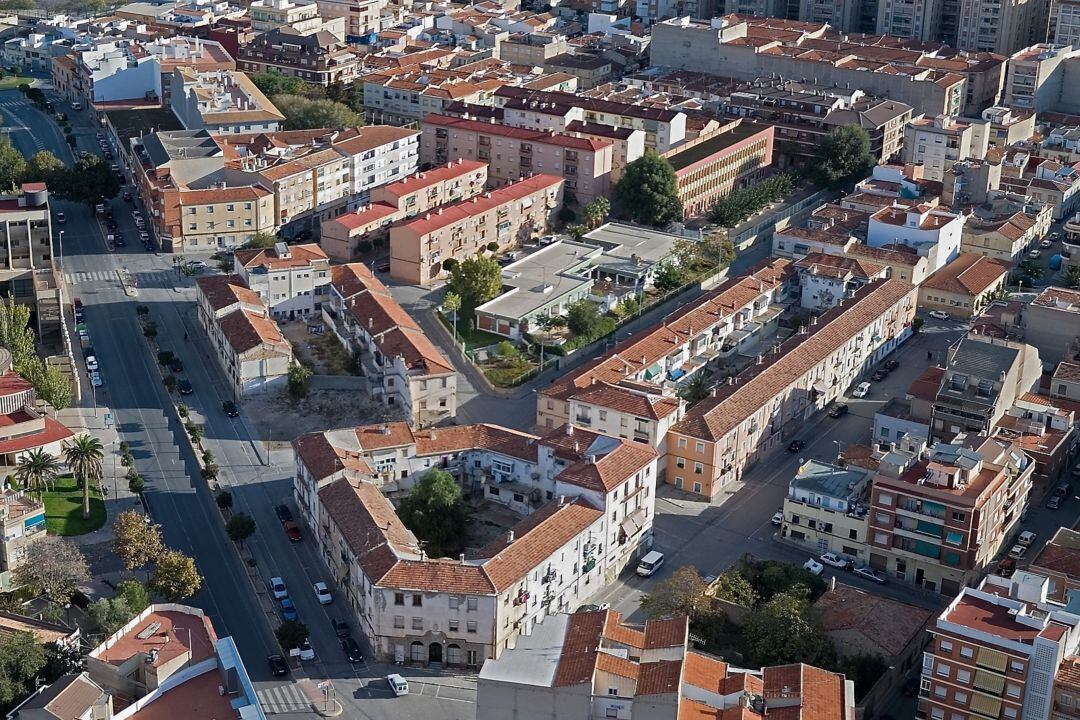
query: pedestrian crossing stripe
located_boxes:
[256,684,310,714]
[64,269,174,285]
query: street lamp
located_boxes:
[57,230,64,272]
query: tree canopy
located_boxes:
[251,71,306,97]
[0,139,26,193]
[149,550,203,602]
[811,126,876,189]
[273,94,361,131]
[447,255,502,314]
[15,537,89,600]
[0,631,46,707]
[741,587,835,667]
[613,152,683,227]
[640,566,713,620]
[112,511,164,574]
[0,295,70,410]
[397,468,467,557]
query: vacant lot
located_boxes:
[244,387,406,441]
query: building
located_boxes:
[918,253,1011,319]
[0,184,63,351]
[1022,287,1080,368]
[389,174,564,286]
[903,115,990,182]
[249,0,345,37]
[866,203,965,274]
[233,242,330,319]
[949,0,1046,55]
[931,334,1041,439]
[315,0,385,41]
[1053,0,1080,46]
[666,278,917,499]
[661,119,774,218]
[1029,527,1080,604]
[168,68,284,135]
[320,159,488,262]
[793,252,889,312]
[1002,44,1079,113]
[293,422,658,667]
[959,197,1052,262]
[920,572,1080,720]
[876,0,940,40]
[325,264,456,425]
[421,113,612,205]
[195,274,293,396]
[236,27,359,86]
[780,459,873,563]
[477,609,855,720]
[9,603,264,720]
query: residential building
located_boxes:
[360,70,506,126]
[476,609,855,720]
[1053,0,1080,46]
[993,392,1076,485]
[421,113,612,205]
[195,274,293,396]
[389,174,564,286]
[920,572,1080,720]
[918,253,1011,319]
[1025,160,1080,221]
[236,27,359,86]
[3,34,52,74]
[0,184,63,349]
[543,53,613,90]
[876,0,940,40]
[980,106,1036,147]
[0,611,79,647]
[903,115,990,183]
[666,278,917,499]
[780,459,873,563]
[875,398,931,444]
[950,0,1046,55]
[660,119,774,218]
[1017,287,1080,367]
[1002,44,1080,113]
[959,196,1052,262]
[497,33,569,66]
[1029,527,1080,604]
[793,252,889,313]
[325,264,456,425]
[931,334,1042,439]
[0,486,45,593]
[319,159,487,262]
[168,68,284,135]
[249,0,345,37]
[0,366,74,473]
[293,422,659,666]
[315,0,385,41]
[868,435,1033,595]
[233,242,330,319]
[867,203,965,274]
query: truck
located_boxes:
[95,203,105,215]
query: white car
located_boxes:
[1041,239,1053,248]
[313,581,332,605]
[387,674,409,697]
[852,382,871,398]
[819,552,850,569]
[90,371,103,388]
[85,355,99,372]
[184,259,206,271]
[270,577,287,600]
[771,510,784,526]
[1008,545,1027,560]
[1029,249,1042,259]
[802,558,824,576]
[927,310,950,321]
[298,639,315,661]
[852,566,887,584]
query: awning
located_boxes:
[620,509,647,537]
[644,364,662,380]
[669,368,685,381]
[812,381,828,393]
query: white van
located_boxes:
[1019,531,1037,546]
[386,674,409,697]
[636,550,665,577]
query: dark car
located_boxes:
[787,440,805,453]
[169,357,183,372]
[871,369,887,381]
[104,210,114,220]
[106,220,118,231]
[828,404,849,418]
[283,520,302,542]
[274,504,293,523]
[222,400,239,417]
[177,379,193,395]
[268,654,288,677]
[884,359,900,371]
[113,233,125,247]
[340,637,362,663]
[332,618,350,638]
[123,191,133,202]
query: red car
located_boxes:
[283,521,301,542]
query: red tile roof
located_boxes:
[399,174,563,237]
[216,308,290,355]
[234,242,328,271]
[423,113,612,151]
[378,159,487,199]
[922,252,1010,297]
[553,611,606,687]
[0,416,74,455]
[195,274,263,311]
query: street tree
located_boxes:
[57,155,120,205]
[226,513,256,546]
[640,566,713,620]
[811,126,875,189]
[116,579,149,614]
[276,621,308,650]
[244,231,279,249]
[613,152,683,227]
[0,631,46,707]
[397,468,467,557]
[149,549,203,602]
[112,511,164,575]
[26,363,70,410]
[86,597,133,637]
[287,361,312,399]
[273,94,361,131]
[1063,265,1080,289]
[14,536,90,600]
[0,139,27,193]
[250,70,305,97]
[447,256,502,314]
[14,449,60,496]
[741,587,835,667]
[583,197,610,229]
[566,300,603,339]
[442,290,462,344]
[64,434,104,520]
[23,151,67,190]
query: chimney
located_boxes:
[507,530,515,543]
[566,423,574,436]
[558,494,565,505]
[828,575,836,591]
[459,553,466,564]
[710,387,717,397]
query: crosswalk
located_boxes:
[64,269,175,286]
[256,683,310,714]
[0,101,45,152]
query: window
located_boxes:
[1007,685,1020,698]
[412,594,422,607]
[608,688,619,696]
[676,457,685,469]
[940,640,953,652]
[693,482,702,494]
[957,669,970,683]
[874,532,888,544]
[393,615,404,628]
[695,442,705,453]
[952,511,966,522]
[467,621,477,633]
[678,437,687,449]
[934,686,947,698]
[1004,709,1017,720]
[467,597,477,611]
[878,492,893,506]
[449,619,459,631]
[412,617,423,631]
[849,529,858,540]
[954,691,968,704]
[1010,660,1023,673]
[931,709,944,720]
[394,592,404,605]
[960,646,973,659]
[694,462,703,474]
[937,663,950,677]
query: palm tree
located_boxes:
[64,435,104,520]
[678,373,712,405]
[15,448,61,497]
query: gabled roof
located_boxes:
[195,273,263,311]
[922,252,1010,297]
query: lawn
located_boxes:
[42,475,106,536]
[0,75,25,91]
[437,312,507,352]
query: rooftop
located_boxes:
[92,607,217,669]
[666,120,771,173]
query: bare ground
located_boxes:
[243,387,406,442]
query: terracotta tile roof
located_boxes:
[97,609,216,669]
[553,611,606,687]
[235,242,328,271]
[476,498,603,591]
[644,616,689,649]
[216,308,290,355]
[603,610,646,648]
[355,422,415,451]
[540,425,657,493]
[400,174,563,237]
[330,263,381,299]
[331,125,419,155]
[1056,656,1080,693]
[922,252,1010,297]
[423,113,612,151]
[813,584,931,657]
[572,382,682,420]
[195,274,263,311]
[636,659,683,695]
[596,651,640,680]
[178,185,270,204]
[318,479,422,582]
[20,674,106,720]
[907,366,945,403]
[331,202,400,231]
[682,651,730,693]
[0,416,74,455]
[1031,527,1080,580]
[762,664,848,720]
[413,424,537,462]
[795,252,886,280]
[0,371,32,397]
[378,159,487,199]
[380,558,495,595]
[0,612,76,646]
[673,278,915,441]
[1056,362,1080,384]
[294,431,372,481]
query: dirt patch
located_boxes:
[281,320,358,375]
[461,500,526,552]
[243,387,406,441]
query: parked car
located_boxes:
[331,618,350,638]
[85,355,99,372]
[787,440,805,452]
[268,654,288,677]
[122,191,133,202]
[90,371,103,388]
[184,259,205,271]
[169,357,183,372]
[771,510,784,526]
[828,403,848,418]
[177,379,193,395]
[270,577,287,600]
[1008,545,1027,560]
[279,598,298,622]
[819,552,851,569]
[802,558,824,575]
[1048,495,1063,510]
[1056,482,1072,498]
[852,382,871,398]
[1019,531,1036,546]
[56,212,65,224]
[387,674,409,697]
[283,520,301,542]
[576,603,611,612]
[1029,249,1042,259]
[340,637,362,663]
[274,504,293,523]
[871,369,887,381]
[313,582,332,605]
[928,310,950,321]
[298,640,315,661]
[1041,239,1054,248]
[884,359,900,371]
[222,400,239,418]
[853,566,887,584]
[113,233,125,247]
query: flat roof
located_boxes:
[106,107,184,146]
[476,240,600,320]
[666,121,769,172]
[584,222,681,275]
[478,612,568,686]
[791,459,869,500]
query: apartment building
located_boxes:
[1003,44,1080,113]
[960,198,1052,262]
[1016,287,1080,368]
[389,174,564,286]
[320,159,487,262]
[780,459,873,563]
[233,242,330,319]
[949,0,1045,55]
[867,203,965,274]
[918,253,1012,319]
[794,252,889,312]
[326,264,456,425]
[921,572,1080,720]
[876,0,940,40]
[1053,0,1080,46]
[195,274,293,396]
[0,184,62,349]
[1024,160,1080,221]
[867,435,1032,595]
[237,27,359,86]
[1029,527,1080,604]
[536,259,794,432]
[666,278,916,499]
[168,68,284,134]
[249,0,345,36]
[903,115,991,182]
[497,33,568,66]
[293,422,658,666]
[421,114,612,205]
[477,610,855,720]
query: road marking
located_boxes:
[256,684,310,714]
